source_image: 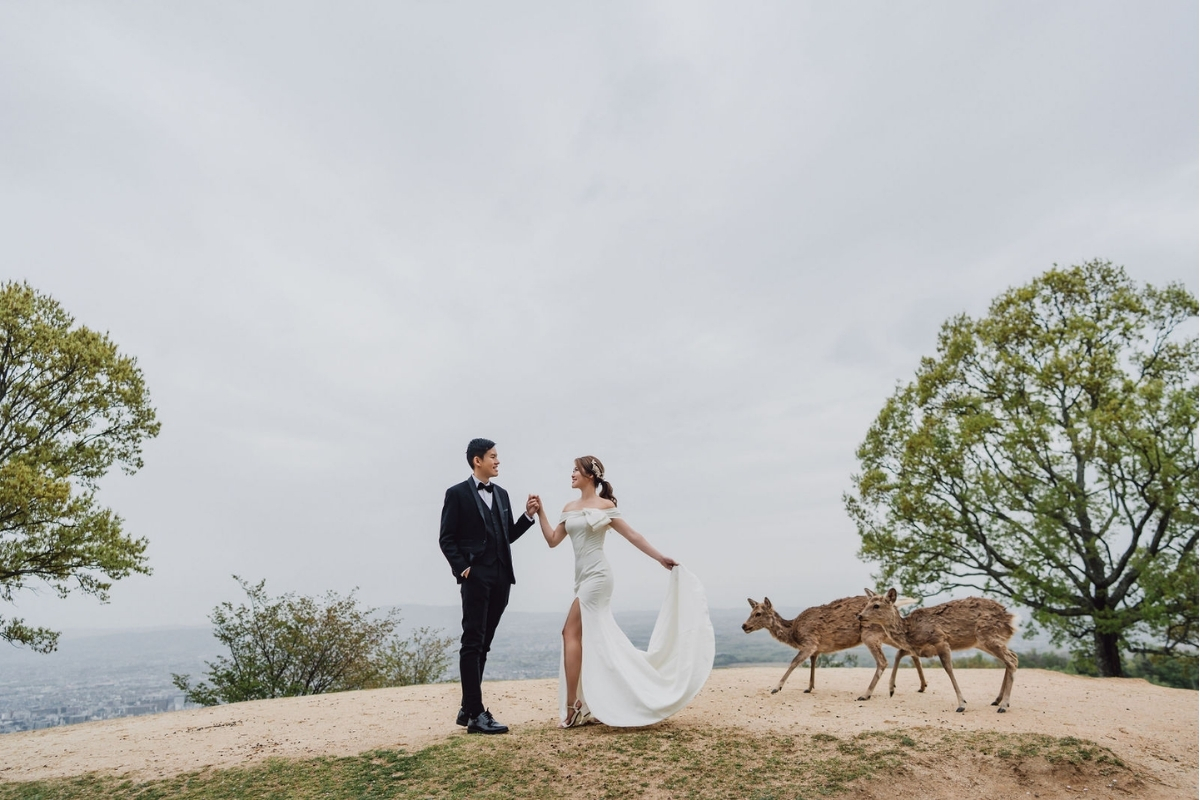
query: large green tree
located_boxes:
[845,261,1197,677]
[0,282,160,652]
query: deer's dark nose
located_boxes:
[741,624,750,632]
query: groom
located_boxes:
[438,438,537,734]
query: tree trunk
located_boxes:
[1094,630,1124,677]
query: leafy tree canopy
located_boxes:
[173,577,455,706]
[846,261,1197,677]
[0,282,160,652]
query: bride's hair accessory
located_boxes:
[574,455,617,505]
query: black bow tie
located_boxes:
[478,483,493,493]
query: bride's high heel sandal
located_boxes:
[561,700,588,728]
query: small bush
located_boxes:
[817,652,859,668]
[172,577,455,706]
[1014,649,1070,671]
[1126,653,1199,690]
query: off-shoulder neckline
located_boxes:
[561,506,619,514]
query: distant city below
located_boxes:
[0,605,1058,733]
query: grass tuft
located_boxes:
[0,725,1131,800]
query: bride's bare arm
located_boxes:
[609,517,678,569]
[536,502,568,547]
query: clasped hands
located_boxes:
[461,495,542,580]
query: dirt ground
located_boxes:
[1,667,1195,798]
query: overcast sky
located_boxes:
[1,2,1196,633]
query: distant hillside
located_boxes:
[384,604,1062,677]
[0,604,1061,731]
[391,605,802,678]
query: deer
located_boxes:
[856,588,1019,713]
[742,595,926,700]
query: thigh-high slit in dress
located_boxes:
[558,507,714,727]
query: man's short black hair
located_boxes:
[466,438,496,467]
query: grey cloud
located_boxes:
[0,1,1194,630]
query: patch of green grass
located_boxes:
[0,725,1130,800]
[949,730,1126,769]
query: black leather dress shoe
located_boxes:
[455,708,469,727]
[466,709,509,734]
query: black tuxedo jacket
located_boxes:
[439,479,533,585]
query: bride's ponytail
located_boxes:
[575,455,618,506]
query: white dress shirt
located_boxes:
[471,476,534,521]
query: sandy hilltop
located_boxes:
[1,667,1195,798]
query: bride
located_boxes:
[534,456,714,728]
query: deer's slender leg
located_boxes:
[806,653,819,693]
[910,653,927,692]
[983,645,1006,705]
[773,644,817,694]
[981,642,1018,712]
[884,649,926,696]
[887,649,908,697]
[858,640,887,700]
[999,648,1018,711]
[936,644,967,712]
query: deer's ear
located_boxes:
[747,598,757,609]
[864,588,876,597]
[763,597,772,609]
[886,588,898,602]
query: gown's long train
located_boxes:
[558,507,714,727]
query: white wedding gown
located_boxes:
[558,507,714,727]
